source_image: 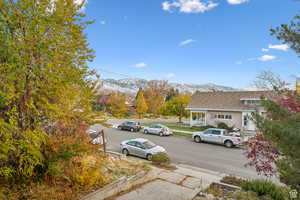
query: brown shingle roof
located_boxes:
[187,91,268,111]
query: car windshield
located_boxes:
[143,141,156,149]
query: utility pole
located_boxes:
[101,130,106,152]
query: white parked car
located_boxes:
[192,128,242,148]
[86,129,107,145]
[120,138,166,160]
[143,124,173,136]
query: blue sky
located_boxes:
[83,0,299,89]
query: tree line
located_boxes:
[94,80,192,122]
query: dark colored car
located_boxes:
[117,121,141,132]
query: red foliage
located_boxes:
[277,93,300,114]
[244,134,281,177]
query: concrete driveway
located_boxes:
[91,124,275,180]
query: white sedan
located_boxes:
[143,124,173,136]
[120,138,166,160]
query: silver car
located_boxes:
[192,128,242,148]
[143,124,173,136]
[120,138,166,160]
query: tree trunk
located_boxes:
[179,104,183,123]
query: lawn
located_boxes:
[141,122,212,132]
[172,131,193,138]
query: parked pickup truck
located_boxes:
[192,128,242,148]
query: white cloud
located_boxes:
[235,61,242,65]
[261,48,269,52]
[227,0,249,5]
[162,1,173,12]
[165,73,176,79]
[268,44,289,51]
[133,62,147,68]
[162,0,218,14]
[179,39,196,46]
[258,55,276,61]
[100,20,107,25]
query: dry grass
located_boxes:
[150,163,177,171]
[221,176,245,187]
[0,154,150,200]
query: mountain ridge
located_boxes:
[96,78,238,96]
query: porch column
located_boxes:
[204,111,207,126]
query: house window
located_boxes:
[214,114,232,120]
[242,99,261,106]
[225,115,232,119]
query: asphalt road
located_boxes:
[91,124,274,180]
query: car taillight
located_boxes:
[237,138,241,142]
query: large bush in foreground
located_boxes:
[0,0,95,181]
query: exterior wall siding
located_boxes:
[206,111,243,130]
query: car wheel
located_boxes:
[130,128,134,132]
[122,149,129,156]
[144,130,148,134]
[146,154,152,161]
[159,132,163,137]
[225,140,233,148]
[194,136,201,143]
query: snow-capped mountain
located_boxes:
[96,78,238,96]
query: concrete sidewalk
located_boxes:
[114,164,225,200]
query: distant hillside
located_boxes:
[95,78,238,96]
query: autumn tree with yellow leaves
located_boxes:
[135,90,148,118]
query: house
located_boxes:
[186,91,267,131]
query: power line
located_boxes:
[96,67,135,79]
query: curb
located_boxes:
[177,164,226,177]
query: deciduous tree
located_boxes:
[245,12,300,192]
[135,90,148,118]
[161,94,191,122]
[143,80,170,115]
[244,73,300,192]
[0,0,95,179]
[107,92,129,118]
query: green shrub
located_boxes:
[202,125,215,129]
[151,152,170,164]
[241,179,288,200]
[217,122,234,131]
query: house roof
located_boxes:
[187,91,268,111]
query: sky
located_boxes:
[82,0,299,89]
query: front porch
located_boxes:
[189,111,207,127]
